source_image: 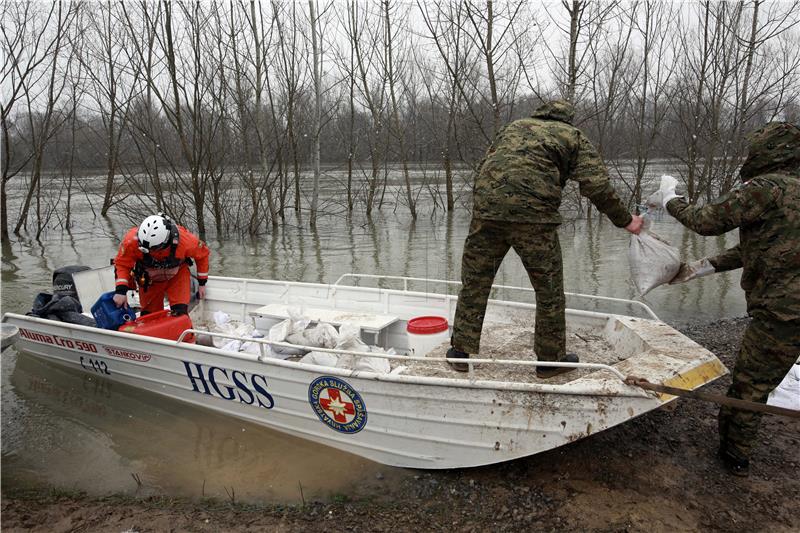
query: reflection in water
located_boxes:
[445,213,456,290]
[311,226,325,284]
[1,239,20,282]
[368,219,381,283]
[1,210,745,503]
[403,220,416,278]
[585,216,601,294]
[269,231,279,280]
[346,215,357,277]
[296,224,308,282]
[2,352,403,503]
[64,226,80,263]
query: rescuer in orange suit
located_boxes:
[112,214,210,315]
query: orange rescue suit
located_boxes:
[114,225,210,313]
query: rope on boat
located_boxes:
[624,376,800,419]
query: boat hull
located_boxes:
[6,314,669,469]
[2,274,727,469]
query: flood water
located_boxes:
[1,190,744,503]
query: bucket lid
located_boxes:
[407,316,449,335]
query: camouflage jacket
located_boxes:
[472,101,632,227]
[667,172,800,323]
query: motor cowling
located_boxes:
[52,265,91,299]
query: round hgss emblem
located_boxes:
[308,376,367,434]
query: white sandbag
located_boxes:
[269,342,307,356]
[213,310,231,327]
[306,323,339,348]
[240,342,263,355]
[233,322,256,337]
[267,315,310,356]
[629,229,681,296]
[768,362,800,410]
[294,322,394,374]
[287,306,311,331]
[353,346,393,373]
[240,330,265,355]
[220,339,242,352]
[354,357,391,373]
[285,331,309,345]
[286,323,338,348]
[333,324,368,369]
[210,322,238,348]
[299,350,340,367]
[336,323,363,346]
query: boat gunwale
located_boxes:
[208,273,658,320]
[5,311,675,399]
[330,272,660,320]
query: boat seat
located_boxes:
[250,303,399,346]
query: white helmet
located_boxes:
[137,214,173,253]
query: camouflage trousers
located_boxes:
[452,218,566,362]
[719,317,800,459]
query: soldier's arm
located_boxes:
[708,244,743,272]
[666,178,778,236]
[571,133,632,228]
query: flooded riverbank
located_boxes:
[2,206,747,504]
[3,318,797,532]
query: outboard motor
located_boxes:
[26,265,95,327]
[52,265,91,299]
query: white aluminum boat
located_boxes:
[1,271,727,469]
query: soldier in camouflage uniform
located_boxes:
[448,100,643,378]
[649,121,800,476]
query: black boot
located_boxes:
[446,347,470,372]
[717,446,750,477]
[536,352,579,379]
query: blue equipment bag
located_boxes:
[91,292,134,330]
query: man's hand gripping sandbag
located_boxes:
[629,176,683,296]
[646,174,681,209]
[670,258,716,284]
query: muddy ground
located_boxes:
[3,317,798,532]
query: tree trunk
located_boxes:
[308,0,322,227]
[384,0,416,220]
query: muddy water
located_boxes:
[1,207,743,503]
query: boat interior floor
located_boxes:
[406,321,623,384]
[194,304,630,385]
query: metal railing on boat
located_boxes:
[176,328,631,383]
[332,273,660,321]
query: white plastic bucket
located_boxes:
[407,316,449,357]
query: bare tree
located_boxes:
[223,0,279,233]
[3,1,800,233]
[120,1,167,212]
[13,1,75,237]
[382,0,416,219]
[272,0,307,215]
[1,1,59,240]
[543,1,617,103]
[618,0,679,207]
[462,0,526,139]
[346,0,387,216]
[308,0,322,226]
[77,2,140,216]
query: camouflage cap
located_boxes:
[740,121,800,180]
[531,99,575,125]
